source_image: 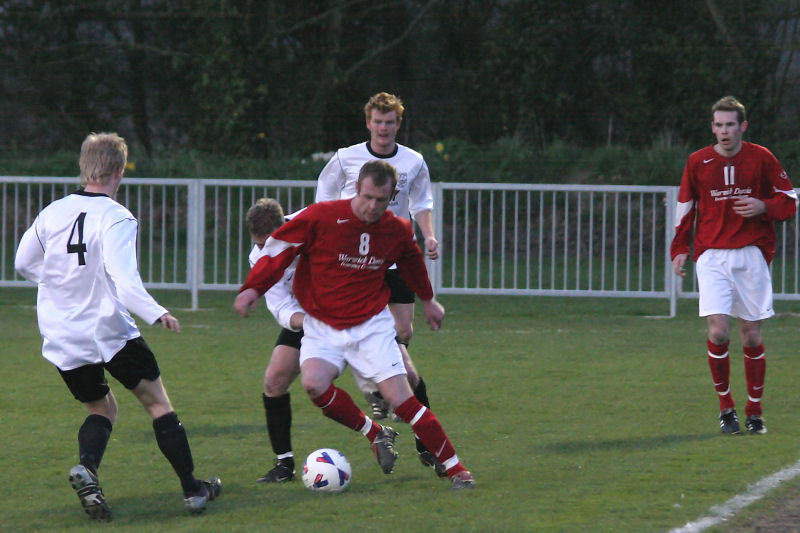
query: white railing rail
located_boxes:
[3,177,800,316]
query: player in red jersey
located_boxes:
[671,96,797,435]
[234,160,474,489]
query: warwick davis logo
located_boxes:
[338,253,385,270]
[710,186,753,201]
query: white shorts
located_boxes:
[696,246,774,321]
[300,308,406,386]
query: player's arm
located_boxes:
[759,156,797,221]
[408,161,438,259]
[237,214,311,317]
[265,267,305,331]
[14,219,45,283]
[103,217,172,328]
[413,209,439,260]
[315,151,345,202]
[670,161,697,262]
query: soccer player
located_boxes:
[245,198,304,482]
[315,91,444,473]
[245,198,445,482]
[671,96,797,435]
[14,133,221,521]
[235,160,475,490]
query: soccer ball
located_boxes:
[302,448,352,493]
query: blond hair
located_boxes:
[79,132,128,187]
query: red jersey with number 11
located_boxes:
[240,200,433,330]
[670,142,796,263]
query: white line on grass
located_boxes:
[670,458,800,533]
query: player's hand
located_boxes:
[732,196,766,218]
[424,236,440,260]
[422,298,445,331]
[234,288,262,317]
[672,254,688,277]
[157,312,181,333]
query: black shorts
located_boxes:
[385,269,415,304]
[275,327,303,350]
[58,337,161,403]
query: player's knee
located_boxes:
[264,368,296,397]
[742,333,763,348]
[300,374,330,400]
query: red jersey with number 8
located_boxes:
[241,200,433,330]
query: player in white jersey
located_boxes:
[245,199,304,483]
[14,133,220,521]
[315,92,446,476]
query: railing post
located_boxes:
[186,180,201,310]
[665,187,678,318]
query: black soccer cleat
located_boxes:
[371,426,399,474]
[745,415,767,435]
[256,458,295,483]
[69,464,112,522]
[184,477,222,514]
[719,409,741,435]
[418,450,448,478]
[364,391,390,420]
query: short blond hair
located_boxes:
[364,92,405,122]
[79,132,128,187]
[245,198,285,238]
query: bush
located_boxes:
[2,139,796,186]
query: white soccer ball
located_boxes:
[302,448,352,493]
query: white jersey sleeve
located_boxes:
[315,151,348,202]
[406,157,434,219]
[249,243,304,331]
[14,221,45,283]
[102,218,167,325]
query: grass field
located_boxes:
[3,288,800,532]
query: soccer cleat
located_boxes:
[418,450,447,478]
[450,470,476,490]
[364,391,390,420]
[184,477,222,514]
[719,409,741,434]
[69,464,112,522]
[745,415,767,435]
[256,459,295,483]
[370,426,398,474]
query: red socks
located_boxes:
[394,396,466,477]
[707,340,767,417]
[743,344,766,417]
[707,339,733,411]
[313,385,381,441]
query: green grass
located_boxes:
[3,288,800,532]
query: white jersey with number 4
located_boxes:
[15,191,166,370]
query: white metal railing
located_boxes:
[3,177,800,316]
